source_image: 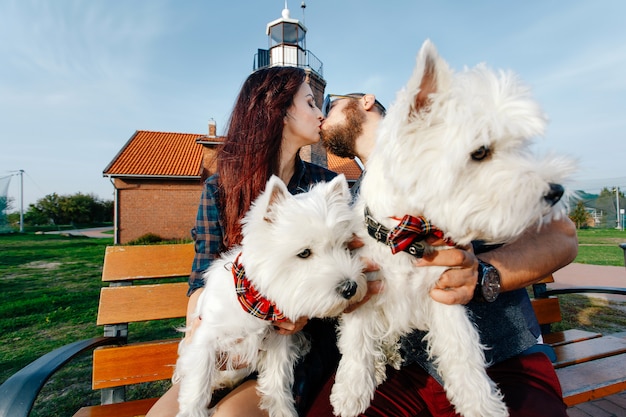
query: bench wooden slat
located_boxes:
[542,328,602,347]
[531,298,562,325]
[74,397,158,417]
[96,282,188,325]
[92,340,179,389]
[102,244,194,282]
[552,335,626,368]
[557,352,626,406]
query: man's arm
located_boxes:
[423,217,578,304]
[478,217,578,292]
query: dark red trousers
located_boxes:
[305,352,567,417]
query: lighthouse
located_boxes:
[254,2,328,165]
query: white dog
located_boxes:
[331,40,575,417]
[174,174,366,417]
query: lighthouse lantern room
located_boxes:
[254,2,323,77]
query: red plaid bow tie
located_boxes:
[387,214,448,255]
[232,253,287,322]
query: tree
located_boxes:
[0,196,12,231]
[0,195,14,213]
[569,200,590,229]
[60,193,94,224]
[24,192,113,226]
[24,204,51,226]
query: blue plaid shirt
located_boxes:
[188,156,336,295]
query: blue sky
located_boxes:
[1,0,625,208]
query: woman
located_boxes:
[147,66,338,417]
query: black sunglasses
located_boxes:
[321,94,386,118]
[321,94,357,117]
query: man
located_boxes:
[305,93,578,417]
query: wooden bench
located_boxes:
[1,243,626,416]
[0,243,194,417]
[531,275,626,406]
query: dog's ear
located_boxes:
[415,52,437,111]
[263,175,289,223]
[409,39,451,115]
[327,174,350,202]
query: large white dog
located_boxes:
[174,175,366,417]
[331,40,575,417]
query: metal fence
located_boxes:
[253,48,324,77]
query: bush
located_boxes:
[127,233,165,245]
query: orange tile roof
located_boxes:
[326,152,363,181]
[103,131,206,177]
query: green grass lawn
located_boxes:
[0,234,108,376]
[0,234,109,416]
[575,228,626,266]
[1,229,625,415]
[558,228,626,335]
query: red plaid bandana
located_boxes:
[387,214,450,255]
[232,253,287,322]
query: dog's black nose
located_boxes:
[544,183,564,206]
[337,280,358,300]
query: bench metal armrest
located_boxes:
[534,286,626,299]
[0,336,122,417]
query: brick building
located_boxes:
[102,129,217,244]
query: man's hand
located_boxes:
[273,316,308,335]
[418,238,478,305]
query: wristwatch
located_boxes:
[474,260,501,303]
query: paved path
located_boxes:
[44,226,113,238]
[552,262,626,302]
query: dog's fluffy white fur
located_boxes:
[331,40,575,417]
[174,175,366,417]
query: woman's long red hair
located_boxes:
[217,66,306,247]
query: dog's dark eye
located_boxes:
[471,146,491,161]
[297,249,311,259]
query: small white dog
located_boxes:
[331,40,575,417]
[174,174,366,417]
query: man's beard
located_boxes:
[321,100,365,159]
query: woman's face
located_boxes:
[283,82,324,149]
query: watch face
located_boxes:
[482,268,501,302]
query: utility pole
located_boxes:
[615,186,622,231]
[6,170,25,232]
[19,170,24,233]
